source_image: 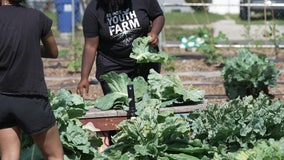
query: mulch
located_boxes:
[43,46,284,105]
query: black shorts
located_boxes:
[0,94,56,135]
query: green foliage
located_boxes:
[241,25,264,49]
[222,48,280,99]
[67,40,83,73]
[59,49,69,57]
[130,36,176,71]
[94,69,205,110]
[99,101,215,159]
[188,94,284,153]
[263,21,284,57]
[214,137,284,160]
[130,36,168,64]
[147,69,205,107]
[195,27,229,64]
[94,71,148,110]
[49,89,102,160]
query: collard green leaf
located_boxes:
[47,89,102,159]
[100,71,132,93]
[174,86,205,102]
[132,76,149,100]
[94,92,127,110]
[130,36,170,64]
[163,153,200,160]
[134,145,152,156]
[102,99,212,159]
[96,72,149,110]
[148,69,205,104]
[101,72,148,97]
[56,89,85,106]
[96,69,205,110]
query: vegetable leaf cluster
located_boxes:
[188,94,284,152]
[214,137,284,159]
[148,69,206,107]
[98,101,215,159]
[94,69,205,110]
[222,48,280,99]
[50,89,102,160]
[130,36,170,64]
[94,71,148,110]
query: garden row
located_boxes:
[17,35,284,159]
[19,84,284,159]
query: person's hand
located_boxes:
[77,79,90,97]
[147,32,159,46]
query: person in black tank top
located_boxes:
[0,0,64,159]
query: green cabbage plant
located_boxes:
[222,48,280,99]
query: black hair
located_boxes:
[96,0,132,12]
[9,0,24,5]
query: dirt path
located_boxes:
[43,47,284,104]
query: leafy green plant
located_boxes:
[67,40,83,73]
[49,89,102,160]
[214,137,284,160]
[263,21,284,58]
[147,69,205,107]
[130,36,176,71]
[188,94,284,153]
[94,71,148,110]
[94,69,205,110]
[59,49,70,57]
[130,36,169,64]
[241,24,264,49]
[98,100,215,159]
[195,27,229,64]
[222,48,280,99]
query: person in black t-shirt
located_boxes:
[77,0,165,96]
[0,0,64,159]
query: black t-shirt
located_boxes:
[0,5,52,97]
[83,0,164,66]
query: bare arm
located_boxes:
[147,15,165,46]
[77,36,99,96]
[41,31,58,58]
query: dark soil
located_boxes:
[43,45,284,105]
